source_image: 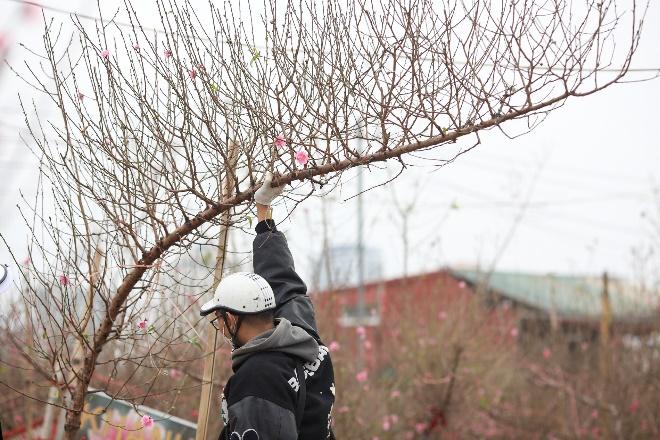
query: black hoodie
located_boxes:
[219,221,336,440]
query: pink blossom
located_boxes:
[77,92,85,101]
[328,341,340,352]
[458,280,466,289]
[372,437,379,440]
[141,415,153,428]
[197,63,204,70]
[137,319,148,330]
[14,414,23,424]
[629,399,640,414]
[415,422,427,434]
[132,43,140,52]
[382,417,391,431]
[188,69,197,80]
[355,370,368,382]
[591,409,599,419]
[22,3,40,21]
[542,348,552,359]
[390,414,399,424]
[356,326,366,339]
[510,327,519,338]
[59,274,70,286]
[294,149,309,166]
[164,49,172,58]
[438,310,448,320]
[363,340,372,350]
[100,49,110,60]
[274,134,286,149]
[22,257,31,266]
[390,390,401,398]
[169,368,184,380]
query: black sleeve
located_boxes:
[253,220,320,340]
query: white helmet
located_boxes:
[200,272,275,316]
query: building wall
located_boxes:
[312,270,519,370]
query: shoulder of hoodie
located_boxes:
[227,351,299,410]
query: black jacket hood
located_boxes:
[231,318,319,370]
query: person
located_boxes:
[200,174,335,440]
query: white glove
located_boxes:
[254,172,285,206]
[0,264,13,295]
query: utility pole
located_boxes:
[598,271,613,438]
[356,131,365,369]
[599,271,612,377]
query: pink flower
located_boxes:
[188,69,197,80]
[591,409,599,419]
[356,326,366,339]
[77,92,85,101]
[100,49,110,60]
[137,319,148,330]
[415,423,427,434]
[390,390,401,398]
[438,310,448,320]
[132,43,140,52]
[328,341,340,352]
[355,370,368,382]
[363,340,372,350]
[382,418,391,431]
[542,348,552,359]
[458,280,466,289]
[294,149,309,166]
[510,327,519,338]
[169,368,184,380]
[59,274,70,286]
[629,399,640,414]
[141,415,153,428]
[22,257,31,266]
[164,49,172,58]
[390,414,399,424]
[274,134,286,148]
[22,3,40,21]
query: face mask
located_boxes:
[221,313,244,350]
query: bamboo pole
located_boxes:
[195,141,239,440]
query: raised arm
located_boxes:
[253,203,320,341]
[251,174,320,339]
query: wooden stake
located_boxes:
[195,141,239,440]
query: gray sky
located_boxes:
[1,0,659,289]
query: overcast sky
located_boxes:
[1,0,659,290]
